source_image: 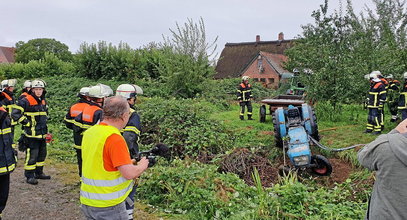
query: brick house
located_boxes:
[215,33,294,88]
[0,46,16,64]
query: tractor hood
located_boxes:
[388,131,407,167]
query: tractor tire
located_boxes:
[272,111,283,148]
[310,155,332,176]
[260,105,266,123]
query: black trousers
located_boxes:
[75,148,82,177]
[24,138,47,178]
[240,101,253,117]
[0,173,10,215]
[367,108,381,132]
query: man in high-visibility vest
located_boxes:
[80,96,149,219]
[398,72,407,120]
[365,72,386,135]
[0,79,18,148]
[11,79,50,185]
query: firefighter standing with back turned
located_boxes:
[365,72,386,135]
[398,72,407,120]
[375,71,388,131]
[385,74,400,122]
[73,84,112,176]
[115,84,143,220]
[12,79,50,185]
[237,76,253,120]
[64,87,91,177]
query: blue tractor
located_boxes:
[273,104,332,176]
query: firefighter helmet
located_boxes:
[404,72,407,79]
[23,80,32,88]
[78,87,90,97]
[242,76,250,81]
[88,84,113,98]
[369,72,381,82]
[1,79,17,88]
[31,79,46,88]
[116,84,137,99]
[386,74,394,79]
[371,70,382,77]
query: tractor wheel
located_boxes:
[272,111,283,148]
[260,105,266,123]
[310,155,332,176]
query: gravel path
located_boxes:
[2,153,82,220]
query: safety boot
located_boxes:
[240,115,244,120]
[372,131,381,135]
[363,129,372,133]
[247,115,254,120]
[35,166,51,179]
[26,177,38,185]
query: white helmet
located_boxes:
[242,76,250,81]
[371,70,382,77]
[386,74,394,79]
[116,84,137,99]
[404,72,407,79]
[1,79,17,88]
[23,80,32,88]
[78,87,90,97]
[369,72,381,82]
[88,84,113,98]
[31,79,46,88]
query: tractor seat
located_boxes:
[287,107,302,126]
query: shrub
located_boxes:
[138,97,235,157]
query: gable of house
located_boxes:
[0,47,16,64]
[215,33,294,79]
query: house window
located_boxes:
[260,78,266,83]
[257,55,264,73]
[269,78,275,84]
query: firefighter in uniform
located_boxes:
[73,84,112,176]
[237,76,253,120]
[0,104,16,220]
[64,87,91,177]
[375,71,388,130]
[0,79,18,149]
[365,73,387,135]
[19,80,32,101]
[116,84,143,220]
[385,74,400,122]
[11,79,50,185]
[398,72,407,120]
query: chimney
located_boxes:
[278,32,284,41]
[256,35,260,42]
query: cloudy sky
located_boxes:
[1,0,375,58]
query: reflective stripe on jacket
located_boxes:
[80,124,134,207]
[11,93,48,139]
[0,107,16,175]
[237,83,253,101]
[367,82,386,108]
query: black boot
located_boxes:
[372,131,381,135]
[25,170,38,185]
[363,129,372,133]
[240,115,244,120]
[35,166,51,180]
[247,115,254,120]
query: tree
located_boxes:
[15,38,73,63]
[285,0,407,105]
[162,17,218,64]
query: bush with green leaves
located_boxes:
[138,160,367,219]
[138,97,235,157]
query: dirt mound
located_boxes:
[218,148,279,187]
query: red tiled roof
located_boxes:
[0,47,15,63]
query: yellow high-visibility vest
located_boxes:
[80,124,134,207]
